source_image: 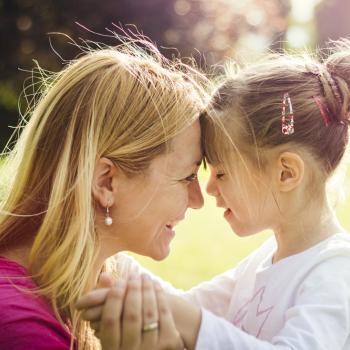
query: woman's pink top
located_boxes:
[0,256,73,349]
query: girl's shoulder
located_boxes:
[317,232,350,260]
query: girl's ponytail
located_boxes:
[323,39,350,126]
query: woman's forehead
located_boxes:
[149,123,202,175]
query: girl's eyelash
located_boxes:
[216,172,225,179]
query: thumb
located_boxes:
[97,272,114,289]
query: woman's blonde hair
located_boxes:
[202,39,350,194]
[0,39,207,349]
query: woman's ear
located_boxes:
[92,157,118,208]
[276,152,305,192]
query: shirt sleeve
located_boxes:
[115,253,240,317]
[196,256,350,350]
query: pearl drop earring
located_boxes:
[105,205,113,226]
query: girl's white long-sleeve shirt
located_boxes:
[116,232,350,350]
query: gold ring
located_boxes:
[142,321,159,333]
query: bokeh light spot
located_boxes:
[286,25,310,48]
[20,39,35,54]
[174,0,191,16]
[16,15,32,31]
[164,29,181,44]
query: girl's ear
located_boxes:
[276,152,305,192]
[92,157,118,208]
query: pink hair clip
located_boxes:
[281,93,294,135]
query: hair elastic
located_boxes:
[312,66,345,126]
[313,96,331,127]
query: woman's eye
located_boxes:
[183,173,198,183]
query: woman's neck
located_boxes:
[272,204,344,263]
[0,245,31,268]
[89,245,123,291]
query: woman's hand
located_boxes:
[76,274,184,350]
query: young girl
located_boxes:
[78,40,350,349]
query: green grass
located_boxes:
[132,168,350,289]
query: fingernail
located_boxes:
[142,274,151,281]
[154,281,162,291]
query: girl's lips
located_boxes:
[164,224,176,240]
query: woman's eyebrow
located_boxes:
[177,159,202,173]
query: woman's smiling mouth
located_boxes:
[224,208,233,218]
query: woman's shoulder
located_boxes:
[0,257,72,349]
[0,316,72,350]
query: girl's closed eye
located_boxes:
[216,172,225,180]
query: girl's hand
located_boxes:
[76,274,184,350]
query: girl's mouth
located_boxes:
[164,224,176,240]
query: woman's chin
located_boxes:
[150,226,176,260]
[228,220,256,237]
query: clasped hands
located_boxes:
[76,273,185,350]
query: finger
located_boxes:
[155,283,184,349]
[121,277,142,349]
[76,288,110,310]
[99,281,127,350]
[97,273,114,289]
[81,305,103,322]
[141,274,158,349]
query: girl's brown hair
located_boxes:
[202,39,350,185]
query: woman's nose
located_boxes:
[188,179,204,209]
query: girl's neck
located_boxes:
[272,205,344,263]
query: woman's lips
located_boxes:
[224,208,232,218]
[164,216,184,239]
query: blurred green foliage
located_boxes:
[1,0,291,150]
[2,0,350,152]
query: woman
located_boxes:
[0,39,207,350]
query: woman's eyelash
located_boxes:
[216,172,225,179]
[183,173,198,182]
